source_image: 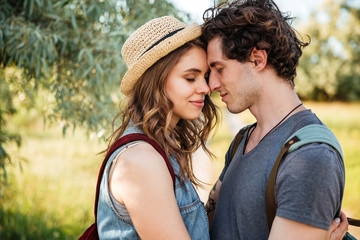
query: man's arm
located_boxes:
[269,143,345,240]
[205,179,222,227]
[269,216,328,240]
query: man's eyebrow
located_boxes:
[209,61,219,68]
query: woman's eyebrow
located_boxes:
[184,68,202,73]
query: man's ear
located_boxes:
[250,48,267,70]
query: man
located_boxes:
[201,0,348,239]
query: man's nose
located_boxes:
[208,72,220,92]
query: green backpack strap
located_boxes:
[287,124,343,158]
[265,124,345,230]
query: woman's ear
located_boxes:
[250,48,267,70]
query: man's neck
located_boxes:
[244,79,305,154]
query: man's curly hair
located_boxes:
[202,0,309,87]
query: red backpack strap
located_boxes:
[93,133,176,219]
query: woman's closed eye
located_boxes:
[184,74,196,82]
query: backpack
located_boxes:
[78,133,175,240]
[230,124,360,238]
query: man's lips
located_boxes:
[220,93,228,101]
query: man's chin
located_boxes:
[227,107,242,114]
[225,103,247,114]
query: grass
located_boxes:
[0,121,104,239]
[0,101,359,239]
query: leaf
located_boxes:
[35,58,41,78]
[85,49,94,64]
[0,29,3,46]
[15,42,26,49]
[41,58,48,75]
[71,13,78,29]
[34,30,42,41]
[29,0,35,17]
[96,63,104,77]
[81,65,93,79]
[78,48,86,62]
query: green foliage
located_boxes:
[0,0,188,186]
[296,0,360,101]
[0,68,22,193]
[0,121,103,239]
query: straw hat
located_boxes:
[120,16,202,96]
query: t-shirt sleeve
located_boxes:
[275,143,345,230]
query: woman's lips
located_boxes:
[189,100,204,107]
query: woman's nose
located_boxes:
[197,78,211,94]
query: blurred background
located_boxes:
[0,0,359,239]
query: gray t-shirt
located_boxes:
[210,110,345,240]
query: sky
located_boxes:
[170,0,323,24]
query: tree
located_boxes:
[0,0,189,190]
[296,0,360,101]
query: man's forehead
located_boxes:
[207,37,222,51]
[207,38,225,66]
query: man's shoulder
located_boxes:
[286,142,341,164]
[276,142,345,229]
[279,142,345,183]
[285,122,343,165]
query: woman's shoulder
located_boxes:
[115,141,169,177]
[121,141,162,161]
[110,141,174,204]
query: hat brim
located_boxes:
[120,23,202,96]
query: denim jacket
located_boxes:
[97,126,209,239]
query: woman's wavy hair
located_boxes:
[107,38,219,186]
[202,0,310,87]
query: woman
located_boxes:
[96,16,348,240]
[97,16,217,239]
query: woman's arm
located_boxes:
[205,179,222,227]
[109,142,190,240]
[327,211,348,240]
[269,213,349,240]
